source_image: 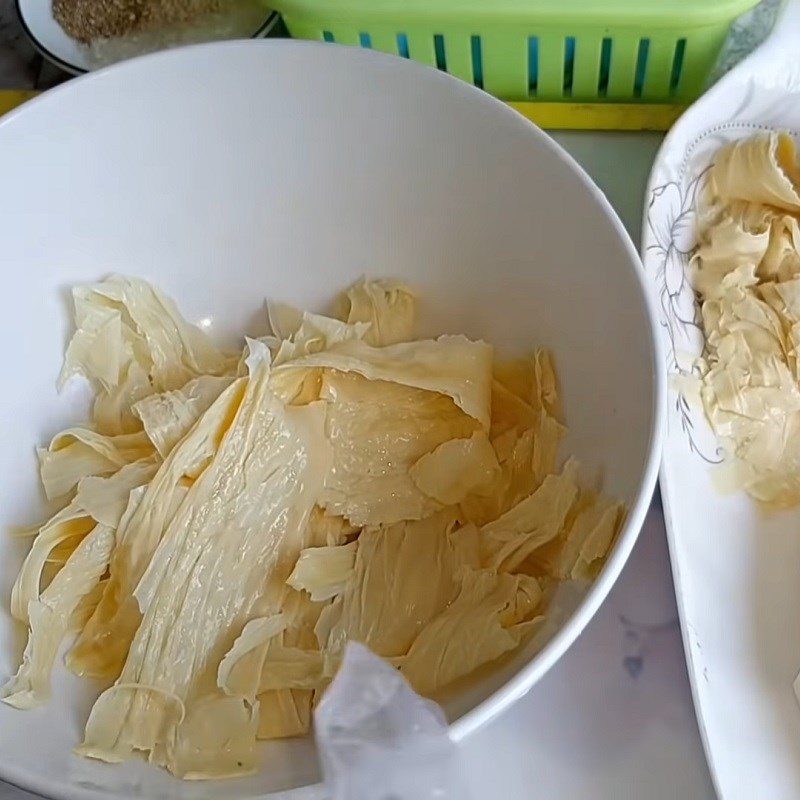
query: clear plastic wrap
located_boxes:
[315,643,469,800]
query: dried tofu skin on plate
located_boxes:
[687,132,800,507]
[2,274,624,779]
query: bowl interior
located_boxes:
[0,41,660,800]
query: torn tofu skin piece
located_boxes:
[4,275,624,779]
[689,132,800,506]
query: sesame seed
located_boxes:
[53,0,230,44]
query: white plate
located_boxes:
[641,3,800,797]
[0,41,662,799]
[15,0,279,74]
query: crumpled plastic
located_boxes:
[314,642,470,800]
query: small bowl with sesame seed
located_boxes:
[16,0,279,74]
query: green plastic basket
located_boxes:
[271,0,762,102]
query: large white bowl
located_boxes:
[0,41,663,800]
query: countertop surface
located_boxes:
[458,133,716,800]
[0,7,717,797]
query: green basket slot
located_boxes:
[606,34,638,100]
[328,27,361,46]
[536,34,565,99]
[407,29,438,66]
[482,34,528,99]
[443,34,474,84]
[368,29,399,55]
[571,35,603,101]
[275,0,761,103]
[642,37,673,100]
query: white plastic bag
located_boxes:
[314,642,469,800]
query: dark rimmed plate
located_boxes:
[16,1,280,75]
